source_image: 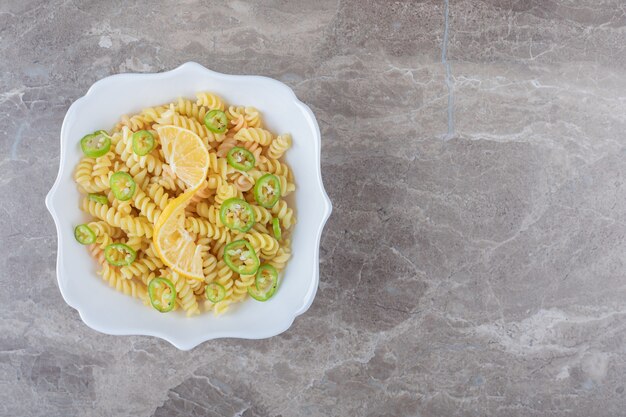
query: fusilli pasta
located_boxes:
[73,91,296,316]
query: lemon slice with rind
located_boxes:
[153,191,204,281]
[156,125,209,191]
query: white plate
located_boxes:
[45,62,332,350]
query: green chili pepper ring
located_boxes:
[223,240,260,275]
[109,171,136,201]
[131,130,156,156]
[80,130,111,158]
[205,282,226,303]
[74,224,96,245]
[88,193,109,205]
[219,198,256,232]
[148,277,177,312]
[227,147,255,171]
[104,243,136,266]
[253,174,281,208]
[204,110,228,134]
[248,264,279,301]
[272,218,282,240]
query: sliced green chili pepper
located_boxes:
[253,174,281,208]
[80,130,111,158]
[74,224,96,245]
[272,217,282,240]
[223,240,260,275]
[88,193,109,205]
[248,264,278,301]
[219,198,255,233]
[148,277,177,312]
[132,130,155,156]
[104,243,136,266]
[109,171,136,201]
[204,109,228,133]
[205,282,226,303]
[227,147,255,171]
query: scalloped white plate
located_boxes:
[45,62,331,350]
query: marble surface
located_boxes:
[1,0,626,416]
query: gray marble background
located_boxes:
[1,0,626,416]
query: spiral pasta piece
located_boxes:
[74,158,98,193]
[88,221,123,239]
[195,202,223,227]
[83,198,124,227]
[169,270,200,316]
[93,229,113,250]
[147,183,170,210]
[88,243,106,265]
[241,140,264,163]
[268,245,291,271]
[267,133,291,160]
[91,173,111,192]
[226,106,246,132]
[252,222,270,235]
[244,231,279,258]
[140,105,169,124]
[210,299,231,315]
[137,271,158,292]
[276,174,296,196]
[216,135,238,158]
[244,106,262,128]
[100,262,147,300]
[112,159,128,172]
[188,275,205,295]
[117,114,149,132]
[250,205,272,224]
[271,200,295,229]
[185,217,231,243]
[206,173,226,190]
[175,97,208,123]
[132,187,162,224]
[189,183,213,205]
[92,153,114,177]
[231,273,255,302]
[208,153,231,178]
[120,255,164,280]
[152,165,187,192]
[120,216,153,238]
[106,189,133,215]
[226,105,245,122]
[234,127,273,146]
[215,184,240,205]
[124,235,146,252]
[202,251,218,284]
[109,131,123,146]
[230,172,255,192]
[196,92,225,111]
[258,158,292,181]
[114,127,134,163]
[130,150,163,176]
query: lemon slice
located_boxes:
[156,125,209,191]
[153,191,204,281]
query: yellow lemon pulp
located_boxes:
[153,191,204,281]
[155,125,209,191]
